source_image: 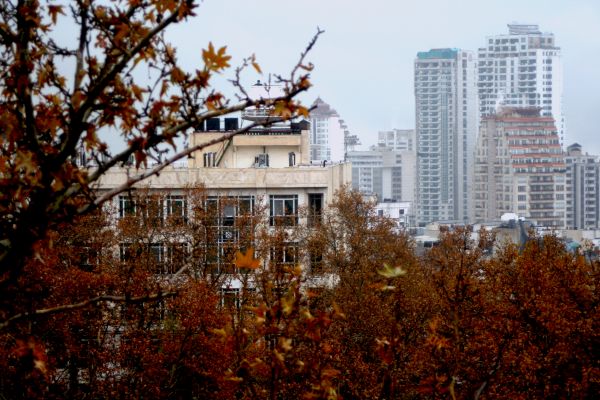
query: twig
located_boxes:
[0,290,178,331]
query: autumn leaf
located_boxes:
[234,247,260,270]
[171,67,186,83]
[47,5,64,25]
[377,263,406,278]
[296,105,310,118]
[205,93,224,111]
[272,100,293,119]
[202,42,231,72]
[281,289,296,315]
[251,53,262,74]
[278,337,293,352]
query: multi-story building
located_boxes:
[377,129,415,152]
[565,143,600,229]
[414,48,478,225]
[99,118,351,283]
[375,201,412,229]
[473,107,566,227]
[309,97,347,163]
[478,24,564,141]
[347,146,416,205]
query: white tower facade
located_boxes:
[478,24,564,141]
[414,48,478,225]
[309,98,346,163]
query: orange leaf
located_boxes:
[202,42,231,72]
[234,248,260,270]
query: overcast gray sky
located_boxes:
[169,0,600,152]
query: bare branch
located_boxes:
[0,290,177,331]
[72,0,88,93]
[61,3,185,165]
[289,27,324,85]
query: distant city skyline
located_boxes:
[163,0,600,154]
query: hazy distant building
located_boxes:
[347,147,416,204]
[309,98,347,163]
[564,143,600,229]
[473,107,566,227]
[414,48,478,225]
[377,129,415,152]
[375,201,412,228]
[478,24,564,141]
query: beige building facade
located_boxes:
[96,119,351,284]
[473,108,566,227]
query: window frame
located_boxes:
[269,194,298,226]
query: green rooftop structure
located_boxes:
[416,48,459,59]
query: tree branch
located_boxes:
[0,290,178,331]
[72,0,88,94]
[60,3,185,166]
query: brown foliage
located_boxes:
[1,183,600,398]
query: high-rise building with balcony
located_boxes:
[473,107,566,227]
[309,98,347,163]
[414,48,478,225]
[564,143,600,230]
[478,24,564,141]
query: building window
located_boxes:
[119,243,135,262]
[289,152,296,167]
[203,152,216,167]
[149,243,166,273]
[78,245,99,271]
[166,195,187,223]
[269,195,298,226]
[204,196,256,274]
[221,288,240,310]
[309,249,324,274]
[308,193,323,226]
[270,242,298,266]
[119,195,136,218]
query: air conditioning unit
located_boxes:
[206,118,220,131]
[254,153,269,168]
[224,118,239,131]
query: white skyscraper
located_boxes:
[309,98,346,163]
[414,48,478,225]
[478,24,564,140]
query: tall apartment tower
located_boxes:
[473,107,566,228]
[309,98,346,163]
[565,143,600,229]
[478,24,564,141]
[414,48,478,225]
